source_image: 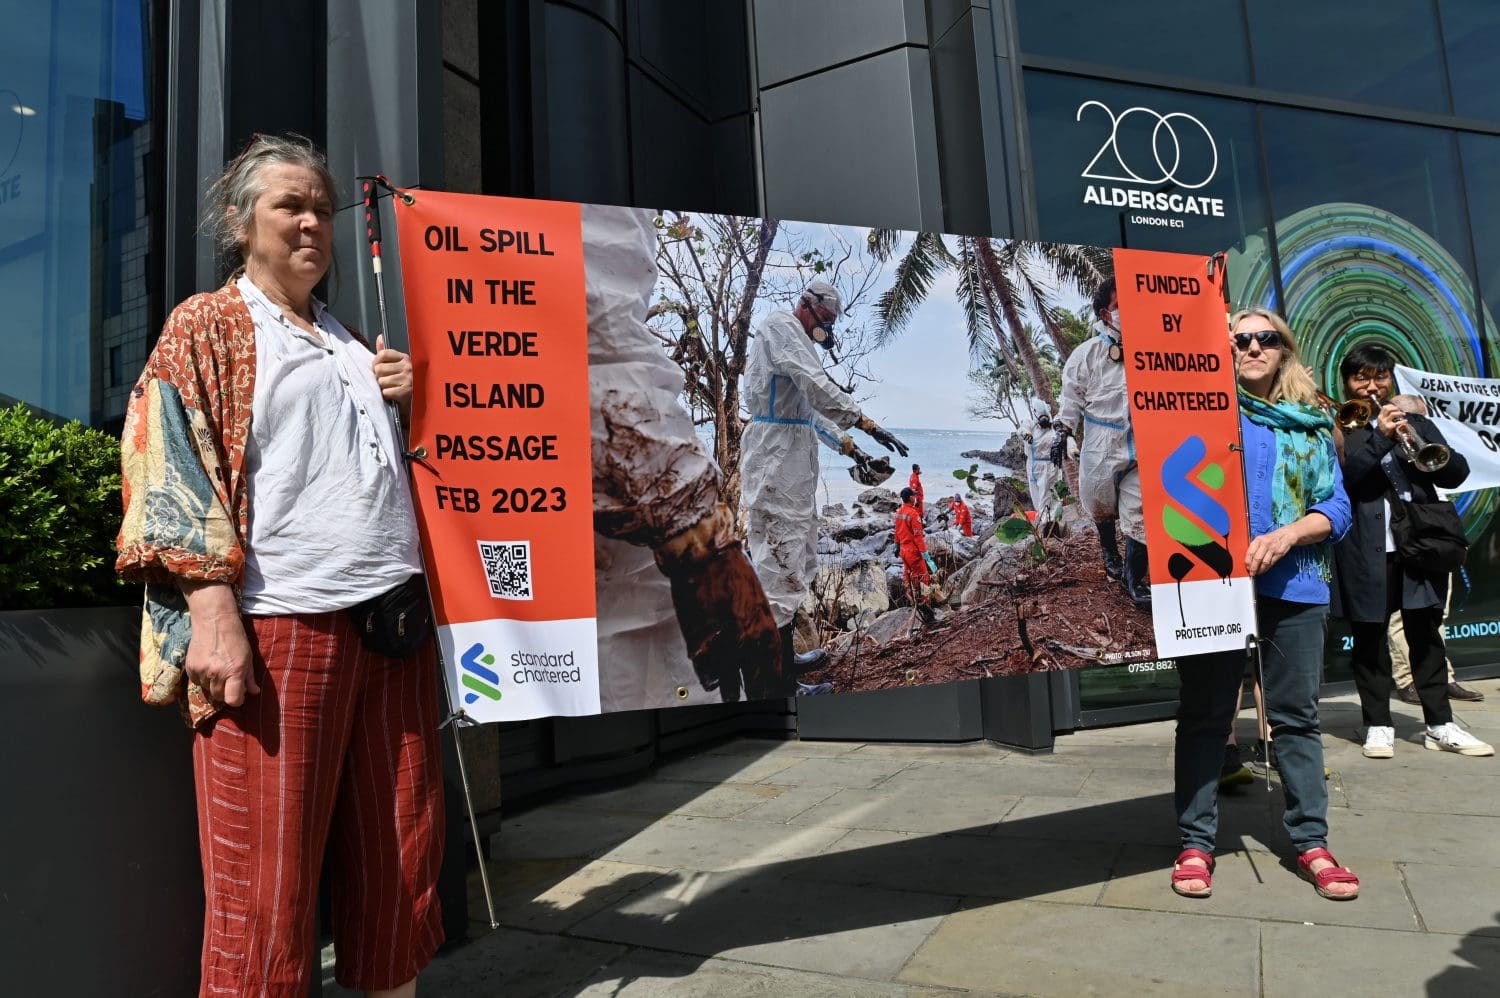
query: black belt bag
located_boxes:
[1390,497,1468,574]
[348,574,432,660]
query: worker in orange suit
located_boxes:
[908,463,924,515]
[951,494,974,537]
[895,487,937,599]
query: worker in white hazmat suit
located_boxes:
[1052,276,1150,608]
[741,280,909,687]
[586,204,784,708]
[1024,399,1066,531]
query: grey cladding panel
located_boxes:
[630,69,757,213]
[542,3,631,204]
[761,49,939,229]
[754,0,927,86]
[632,0,751,120]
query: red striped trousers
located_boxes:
[192,611,445,996]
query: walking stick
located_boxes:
[360,176,500,928]
[1211,252,1274,794]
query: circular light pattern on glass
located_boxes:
[1229,202,1497,538]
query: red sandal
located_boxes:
[1170,848,1215,898]
[1298,848,1360,900]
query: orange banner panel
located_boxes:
[1114,249,1256,656]
[395,192,595,627]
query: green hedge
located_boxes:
[0,404,132,610]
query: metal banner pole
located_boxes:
[359,176,499,928]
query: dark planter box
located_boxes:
[0,606,201,997]
[796,671,1081,750]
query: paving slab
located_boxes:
[757,755,914,789]
[599,813,849,872]
[703,737,865,758]
[485,858,672,934]
[881,758,1090,798]
[989,793,1179,847]
[733,784,842,824]
[570,948,982,997]
[1027,743,1175,771]
[324,925,625,998]
[1100,844,1419,931]
[848,741,1013,761]
[1338,751,1500,816]
[564,778,783,818]
[570,869,959,980]
[653,750,802,785]
[787,786,1019,835]
[1075,764,1176,800]
[897,898,1261,997]
[492,805,649,860]
[1400,860,1500,937]
[1324,806,1500,868]
[805,828,1114,905]
[1262,920,1500,996]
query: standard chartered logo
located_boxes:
[460,642,502,704]
[1075,100,1226,222]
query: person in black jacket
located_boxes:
[1332,344,1492,758]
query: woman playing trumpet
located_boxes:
[1330,344,1490,759]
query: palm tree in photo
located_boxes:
[868,229,1109,413]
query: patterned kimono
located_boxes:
[116,284,257,728]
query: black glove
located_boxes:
[1049,425,1070,469]
[847,448,889,486]
[861,420,909,457]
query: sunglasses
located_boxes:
[1232,329,1282,351]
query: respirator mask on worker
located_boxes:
[805,294,838,351]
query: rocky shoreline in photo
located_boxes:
[790,432,1155,684]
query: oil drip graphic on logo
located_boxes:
[460,642,502,704]
[1160,435,1234,625]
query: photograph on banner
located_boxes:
[392,192,1251,723]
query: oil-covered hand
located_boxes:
[656,506,782,702]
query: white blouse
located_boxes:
[236,275,422,615]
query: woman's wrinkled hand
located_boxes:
[1244,527,1294,576]
[184,607,258,706]
[372,334,414,420]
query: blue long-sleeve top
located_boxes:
[1238,414,1352,605]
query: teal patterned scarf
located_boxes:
[1237,388,1337,580]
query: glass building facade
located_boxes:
[1,0,157,430]
[10,0,1500,729]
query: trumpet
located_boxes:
[1389,395,1451,472]
[1313,390,1379,433]
[1313,391,1450,470]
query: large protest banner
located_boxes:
[1393,365,1500,493]
[1115,249,1256,657]
[395,192,600,722]
[386,190,1255,722]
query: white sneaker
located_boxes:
[1424,723,1495,757]
[1362,725,1396,758]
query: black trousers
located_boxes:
[1349,555,1452,728]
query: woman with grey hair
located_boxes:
[118,133,443,997]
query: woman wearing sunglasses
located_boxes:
[1171,307,1360,901]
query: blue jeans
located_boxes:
[1174,598,1329,854]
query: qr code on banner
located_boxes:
[477,540,533,601]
